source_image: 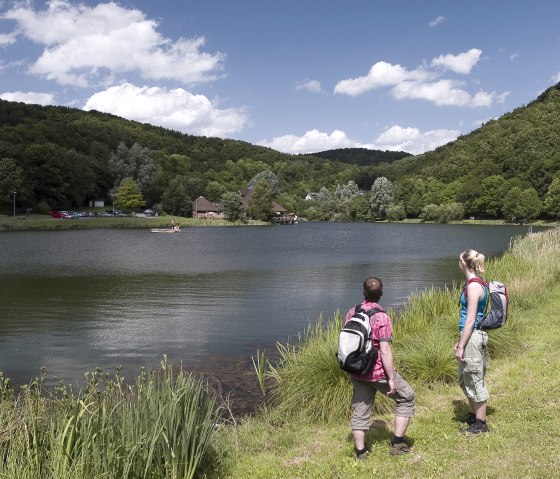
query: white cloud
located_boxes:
[392,79,469,106]
[391,79,501,108]
[258,124,459,155]
[372,125,459,155]
[552,72,560,84]
[2,1,225,87]
[0,91,55,105]
[0,31,17,46]
[334,50,504,108]
[296,79,323,93]
[430,49,482,74]
[510,52,520,61]
[428,16,446,27]
[258,129,356,154]
[83,83,248,137]
[334,61,432,96]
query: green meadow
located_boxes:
[1,228,560,478]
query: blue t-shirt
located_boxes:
[459,280,488,331]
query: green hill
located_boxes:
[1,81,560,221]
[303,147,411,166]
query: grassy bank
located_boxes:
[210,228,560,479]
[0,214,265,231]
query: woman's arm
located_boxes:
[455,282,484,361]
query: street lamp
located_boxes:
[12,191,16,219]
[110,193,115,217]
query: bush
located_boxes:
[35,200,52,215]
[386,203,407,221]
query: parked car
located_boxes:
[144,209,156,216]
[50,211,66,218]
[63,211,80,219]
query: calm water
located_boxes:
[0,222,535,387]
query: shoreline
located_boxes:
[1,213,558,232]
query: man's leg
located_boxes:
[394,415,411,438]
[350,380,375,458]
[373,374,415,454]
[352,429,367,451]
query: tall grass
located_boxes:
[0,357,219,479]
[257,228,560,423]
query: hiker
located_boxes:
[455,249,490,434]
[346,276,415,459]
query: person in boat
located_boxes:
[171,218,176,229]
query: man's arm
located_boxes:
[379,341,396,394]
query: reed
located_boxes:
[0,358,219,479]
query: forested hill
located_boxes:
[1,80,560,221]
[336,80,560,221]
[379,81,560,206]
[0,100,374,214]
[303,148,410,166]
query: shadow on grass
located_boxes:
[452,399,495,423]
[346,419,415,449]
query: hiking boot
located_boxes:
[465,412,476,425]
[355,447,370,460]
[465,419,489,434]
[390,442,412,456]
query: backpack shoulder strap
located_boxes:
[463,277,490,314]
[364,307,384,317]
[463,277,488,295]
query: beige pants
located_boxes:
[350,373,415,430]
[458,329,489,402]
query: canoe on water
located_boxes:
[150,228,181,233]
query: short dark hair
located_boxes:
[363,276,383,302]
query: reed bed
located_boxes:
[255,228,560,423]
[0,358,219,479]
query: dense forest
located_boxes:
[1,80,560,222]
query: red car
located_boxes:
[50,211,68,218]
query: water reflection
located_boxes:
[0,222,538,386]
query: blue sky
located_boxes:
[1,1,559,155]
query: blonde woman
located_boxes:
[455,249,489,434]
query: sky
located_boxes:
[0,1,559,156]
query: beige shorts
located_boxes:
[350,373,415,430]
[458,329,489,403]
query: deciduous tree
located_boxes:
[115,177,145,211]
[220,191,247,222]
[370,176,394,219]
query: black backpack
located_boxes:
[336,305,383,375]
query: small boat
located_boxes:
[150,227,181,233]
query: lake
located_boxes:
[0,222,535,394]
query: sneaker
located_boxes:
[465,412,476,425]
[465,419,489,434]
[355,447,370,460]
[390,442,412,456]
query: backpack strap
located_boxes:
[364,307,384,317]
[463,277,488,297]
[463,277,490,327]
